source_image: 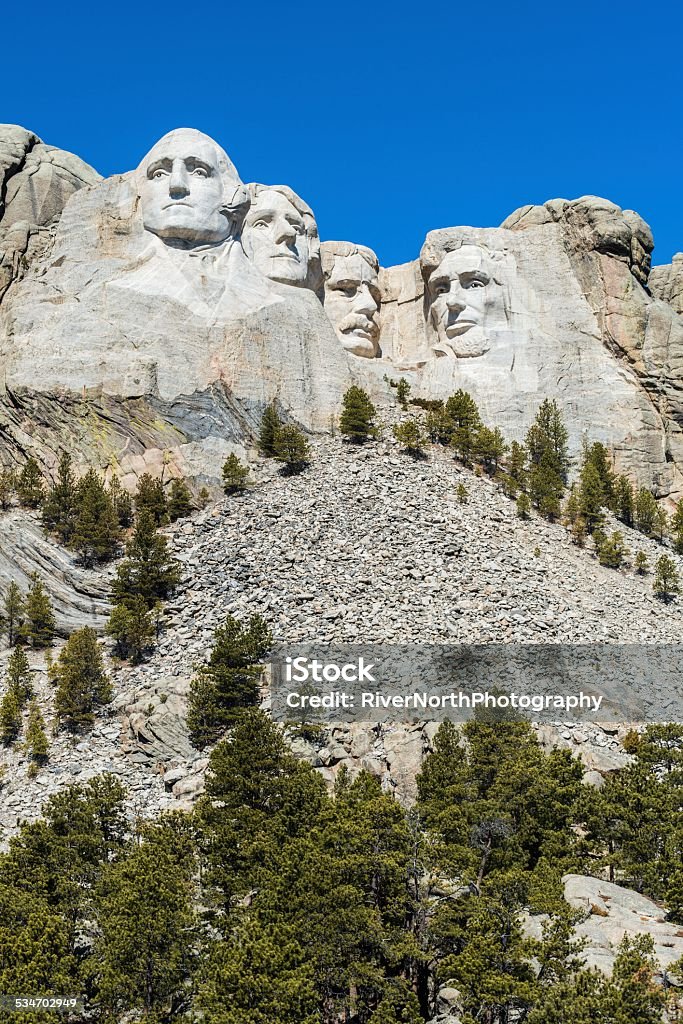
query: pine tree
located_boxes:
[584,441,616,509]
[456,482,468,504]
[653,554,680,603]
[526,400,569,519]
[16,457,44,508]
[516,492,531,519]
[0,686,22,745]
[167,478,194,521]
[106,595,155,664]
[340,386,377,443]
[654,505,668,543]
[187,614,272,748]
[198,486,211,508]
[72,469,120,567]
[475,425,508,475]
[222,453,250,494]
[259,401,284,457]
[635,488,659,536]
[425,405,454,445]
[107,476,134,527]
[94,816,197,1018]
[634,550,648,574]
[578,460,605,533]
[274,425,311,474]
[393,418,427,456]
[0,468,15,510]
[571,516,587,547]
[395,377,411,408]
[672,498,683,553]
[6,645,32,702]
[53,626,112,730]
[111,510,181,610]
[615,474,635,527]
[1,581,25,647]
[597,531,628,569]
[507,440,528,493]
[134,473,168,525]
[25,700,49,764]
[41,451,77,544]
[446,390,482,464]
[20,573,56,648]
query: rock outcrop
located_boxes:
[0,124,100,302]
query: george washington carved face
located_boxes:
[138,129,246,248]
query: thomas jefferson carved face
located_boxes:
[322,245,381,358]
[427,246,507,357]
[242,189,313,287]
[139,129,234,247]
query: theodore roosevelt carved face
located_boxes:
[138,128,247,248]
[427,245,508,357]
[321,242,381,358]
[242,185,320,289]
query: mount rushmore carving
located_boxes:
[1,123,683,495]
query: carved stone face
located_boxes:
[242,189,311,286]
[428,246,507,357]
[324,252,381,357]
[139,130,232,247]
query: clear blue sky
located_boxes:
[5,0,682,268]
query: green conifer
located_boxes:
[274,424,311,474]
[53,626,112,730]
[6,645,32,702]
[598,531,628,569]
[635,488,659,536]
[475,425,508,475]
[106,595,155,663]
[339,386,377,443]
[0,468,15,510]
[446,390,482,464]
[222,453,250,494]
[516,493,531,520]
[20,573,56,648]
[111,510,181,610]
[41,451,77,543]
[393,418,427,456]
[258,401,284,457]
[395,377,411,408]
[187,614,272,747]
[107,476,134,527]
[72,469,120,566]
[1,581,25,647]
[634,550,648,574]
[134,473,169,525]
[578,460,605,533]
[25,700,49,764]
[456,482,468,504]
[672,498,683,553]
[167,478,194,521]
[0,686,22,745]
[16,457,45,508]
[615,474,635,527]
[653,554,680,603]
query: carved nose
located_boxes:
[169,163,190,197]
[275,219,297,245]
[446,293,466,314]
[354,284,376,315]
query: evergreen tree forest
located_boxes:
[0,715,681,1023]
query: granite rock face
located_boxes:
[2,126,683,498]
[0,124,100,302]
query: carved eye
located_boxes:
[433,282,449,296]
[152,169,168,179]
[192,167,208,177]
[466,279,486,289]
[252,220,269,229]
